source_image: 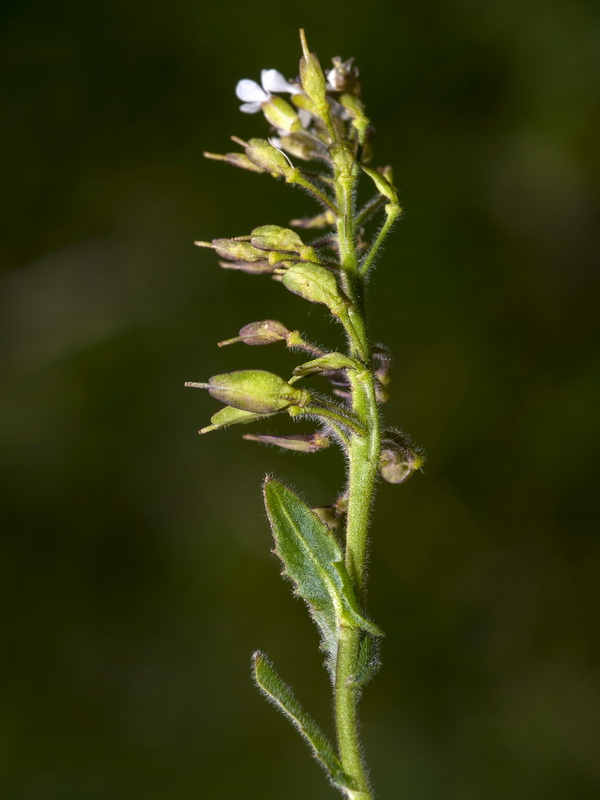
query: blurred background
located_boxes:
[1,0,599,797]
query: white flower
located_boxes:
[235,69,301,114]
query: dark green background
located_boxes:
[2,0,598,797]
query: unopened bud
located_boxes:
[243,432,330,452]
[261,96,302,133]
[379,436,425,484]
[186,370,309,414]
[281,264,347,314]
[326,56,360,94]
[218,320,290,348]
[299,30,328,111]
[244,138,294,177]
[372,345,392,385]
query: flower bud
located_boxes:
[186,370,310,414]
[261,96,302,133]
[326,56,360,94]
[372,345,392,386]
[299,30,328,111]
[379,436,425,484]
[243,432,330,452]
[244,138,294,178]
[218,320,290,348]
[281,264,347,314]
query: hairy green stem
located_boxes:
[332,140,381,800]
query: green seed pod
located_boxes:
[199,405,271,435]
[338,94,370,143]
[187,370,310,414]
[251,225,305,253]
[281,264,347,314]
[196,238,266,263]
[289,210,336,229]
[251,224,318,263]
[379,437,425,484]
[275,132,319,162]
[203,151,266,173]
[261,96,302,133]
[218,259,273,274]
[245,138,294,178]
[218,320,291,348]
[293,353,361,378]
[361,166,399,206]
[299,30,328,111]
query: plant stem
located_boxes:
[332,141,381,800]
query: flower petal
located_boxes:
[236,79,268,103]
[298,109,312,128]
[239,101,262,114]
[261,69,298,95]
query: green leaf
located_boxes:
[263,480,383,646]
[253,651,357,791]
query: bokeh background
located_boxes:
[2,0,599,798]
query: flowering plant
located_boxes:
[188,30,423,799]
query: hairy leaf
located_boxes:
[263,480,383,647]
[253,651,357,791]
